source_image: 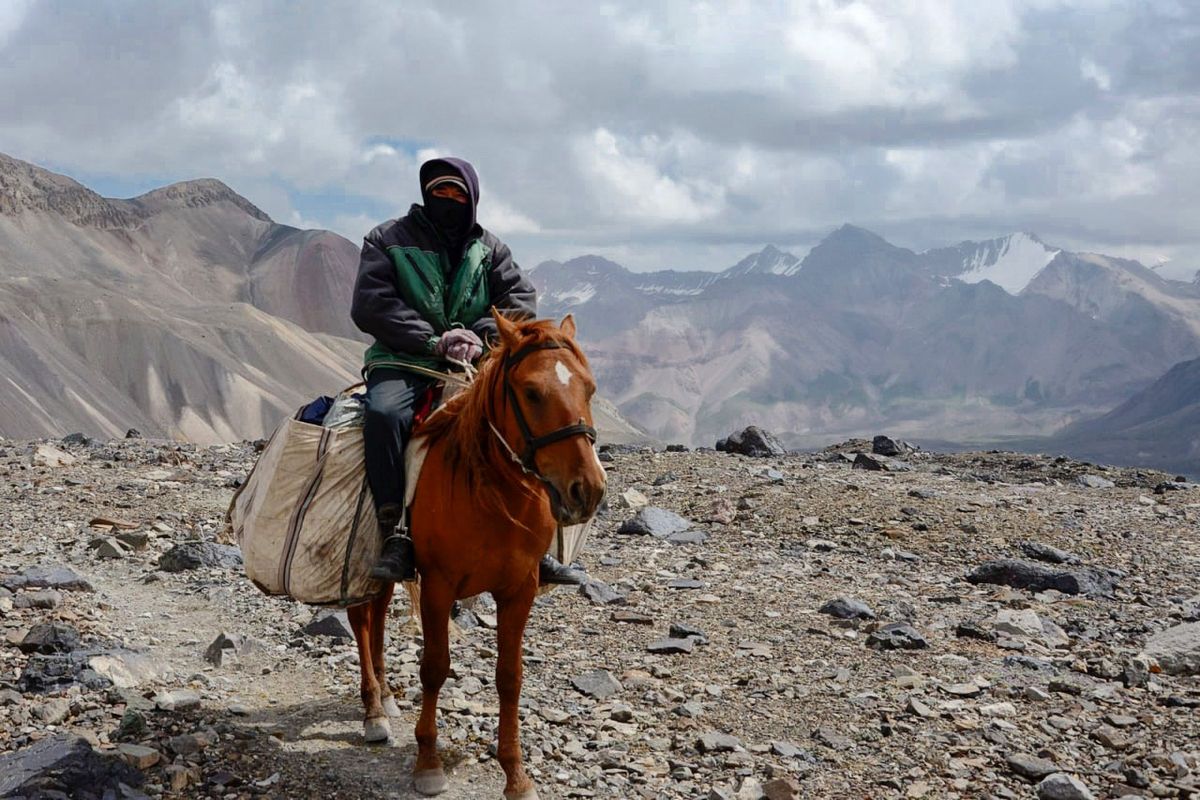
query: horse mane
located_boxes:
[416,319,589,523]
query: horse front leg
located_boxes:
[347,602,391,742]
[496,583,537,800]
[413,578,453,796]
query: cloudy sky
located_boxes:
[1,0,1198,277]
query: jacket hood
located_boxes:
[419,157,480,232]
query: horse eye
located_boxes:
[524,388,541,404]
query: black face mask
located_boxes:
[425,195,472,245]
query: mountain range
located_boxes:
[531,228,1200,460]
[2,152,1198,474]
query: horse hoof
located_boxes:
[363,716,392,743]
[414,768,448,796]
[382,695,402,718]
[503,788,539,800]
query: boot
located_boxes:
[538,554,586,585]
[371,505,415,582]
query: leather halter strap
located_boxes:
[496,341,597,478]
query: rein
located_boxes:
[491,341,597,481]
[401,342,597,484]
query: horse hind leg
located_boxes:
[370,585,402,718]
[348,601,391,743]
[413,578,453,796]
[398,580,423,636]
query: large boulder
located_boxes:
[158,542,242,572]
[871,435,915,457]
[966,559,1117,597]
[0,734,143,798]
[715,426,787,457]
[1143,621,1200,675]
[618,507,694,538]
[0,565,94,593]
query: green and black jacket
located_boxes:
[351,204,536,376]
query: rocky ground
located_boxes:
[1,432,1199,800]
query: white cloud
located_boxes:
[0,0,35,48]
[575,128,725,225]
[0,0,1197,271]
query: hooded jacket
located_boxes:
[350,157,536,376]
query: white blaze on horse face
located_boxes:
[555,359,572,387]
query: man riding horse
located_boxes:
[350,156,584,586]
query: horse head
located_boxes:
[492,310,607,525]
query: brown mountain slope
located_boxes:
[0,153,367,441]
[0,153,646,444]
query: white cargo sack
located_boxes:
[227,405,383,607]
[227,384,597,607]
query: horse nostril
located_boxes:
[568,479,586,509]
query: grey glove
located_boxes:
[435,328,483,363]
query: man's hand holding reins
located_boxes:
[436,328,483,363]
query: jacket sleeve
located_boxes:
[471,240,537,344]
[351,236,438,356]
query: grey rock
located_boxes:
[19,652,111,693]
[158,541,242,572]
[1143,621,1200,675]
[865,623,928,650]
[666,529,709,544]
[0,734,143,798]
[114,709,150,741]
[696,732,741,753]
[579,579,627,606]
[814,726,853,750]
[570,669,622,700]
[1076,474,1115,489]
[771,741,818,763]
[966,559,1117,597]
[91,537,129,560]
[302,609,354,640]
[18,622,81,654]
[668,578,706,590]
[204,632,254,666]
[13,589,62,609]
[1007,753,1061,780]
[852,453,886,471]
[0,564,94,593]
[87,649,168,689]
[33,697,71,724]
[715,426,786,457]
[1036,772,1095,800]
[872,435,914,456]
[818,596,876,620]
[1019,541,1081,565]
[115,531,150,551]
[647,638,695,654]
[154,689,201,712]
[617,506,698,539]
[669,622,708,643]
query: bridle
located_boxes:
[487,341,597,482]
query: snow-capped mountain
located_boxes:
[724,244,803,277]
[926,232,1060,294]
[535,226,1200,449]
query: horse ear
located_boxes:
[559,314,577,339]
[492,308,520,347]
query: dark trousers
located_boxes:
[363,368,433,516]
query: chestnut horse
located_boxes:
[347,311,606,800]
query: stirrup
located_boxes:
[372,532,416,583]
